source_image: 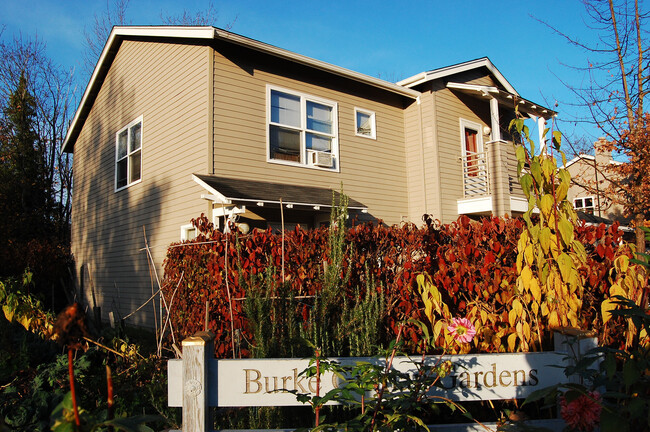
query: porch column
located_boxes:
[537,116,546,153]
[487,97,510,216]
[490,98,501,142]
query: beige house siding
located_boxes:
[432,82,491,223]
[403,98,427,222]
[71,40,210,327]
[211,42,409,225]
[567,156,626,221]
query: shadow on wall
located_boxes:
[74,71,164,329]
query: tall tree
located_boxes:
[0,35,75,241]
[547,0,649,252]
[0,73,50,239]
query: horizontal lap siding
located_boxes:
[433,82,491,223]
[72,40,209,327]
[212,45,408,225]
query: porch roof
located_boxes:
[192,174,368,211]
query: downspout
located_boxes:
[207,45,215,218]
[417,96,428,216]
[433,90,443,221]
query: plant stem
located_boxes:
[315,349,321,427]
[370,324,403,431]
[107,365,114,431]
[68,348,81,428]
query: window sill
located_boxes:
[267,158,339,173]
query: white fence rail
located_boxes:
[461,150,490,197]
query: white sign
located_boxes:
[169,352,567,407]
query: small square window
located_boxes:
[355,108,376,139]
[180,224,197,241]
[574,196,595,214]
[115,116,143,191]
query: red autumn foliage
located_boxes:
[162,214,636,358]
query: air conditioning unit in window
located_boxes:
[309,151,334,168]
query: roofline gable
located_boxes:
[62,25,420,153]
[397,57,519,96]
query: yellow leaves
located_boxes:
[558,216,574,247]
[601,298,616,324]
[548,310,560,328]
[614,255,629,273]
[610,282,627,298]
[507,333,517,352]
[433,320,445,342]
[539,227,552,254]
[531,301,539,316]
[557,253,573,281]
[3,304,14,322]
[539,194,555,219]
[530,278,541,302]
[540,302,549,317]
[512,298,524,317]
[417,274,446,325]
[509,309,518,327]
[524,244,534,267]
[480,309,488,326]
[520,265,533,291]
[17,315,32,331]
[522,321,531,341]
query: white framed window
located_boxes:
[267,85,338,170]
[355,108,376,139]
[115,116,143,191]
[574,196,595,214]
[180,224,197,241]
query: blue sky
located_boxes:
[1,0,605,146]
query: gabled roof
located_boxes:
[398,57,518,94]
[62,26,421,153]
[193,174,368,211]
[398,57,556,119]
[564,154,623,168]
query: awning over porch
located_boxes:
[192,174,368,211]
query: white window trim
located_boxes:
[459,118,484,157]
[114,115,143,192]
[354,107,376,139]
[266,85,339,172]
[574,196,595,211]
[180,224,197,241]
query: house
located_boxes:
[63,26,555,327]
[565,138,627,224]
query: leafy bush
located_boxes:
[162,212,643,358]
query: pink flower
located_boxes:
[560,391,602,432]
[447,317,476,343]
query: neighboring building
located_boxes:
[63,26,555,327]
[565,138,626,224]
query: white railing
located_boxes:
[461,150,489,197]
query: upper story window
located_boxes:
[574,196,595,214]
[267,86,338,170]
[355,108,376,139]
[115,116,142,191]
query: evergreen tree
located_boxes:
[0,73,52,243]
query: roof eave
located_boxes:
[398,57,519,96]
[62,26,420,153]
